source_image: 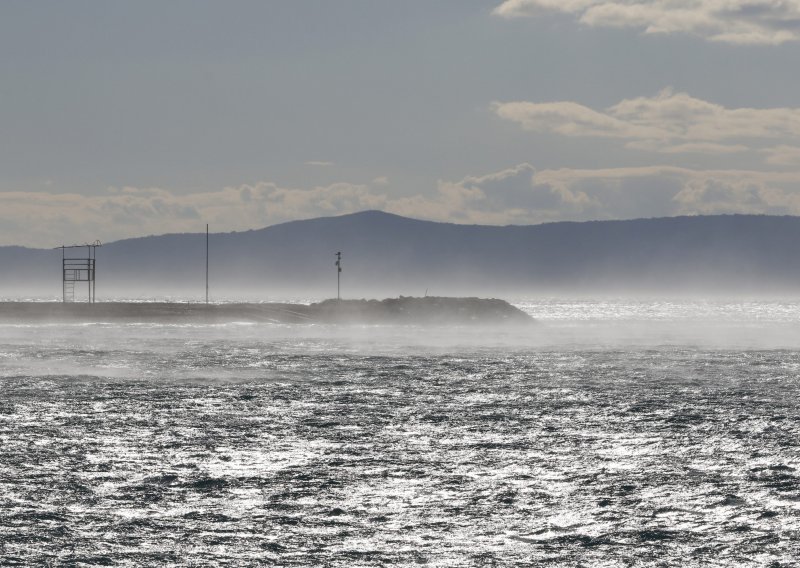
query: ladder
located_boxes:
[63,279,75,302]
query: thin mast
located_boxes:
[62,246,65,303]
[335,251,342,300]
[205,224,209,304]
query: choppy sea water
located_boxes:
[1,298,799,567]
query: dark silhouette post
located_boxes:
[90,243,96,303]
[335,251,342,300]
[205,224,209,304]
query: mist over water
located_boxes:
[1,298,799,566]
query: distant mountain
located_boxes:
[2,211,800,299]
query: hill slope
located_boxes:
[2,211,799,298]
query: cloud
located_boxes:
[493,100,661,139]
[494,89,800,160]
[493,0,594,18]
[305,161,335,167]
[492,0,800,45]
[531,165,800,217]
[0,181,388,247]
[763,145,800,165]
[4,164,800,246]
[390,164,800,223]
[382,163,588,225]
[388,163,800,224]
[626,141,749,154]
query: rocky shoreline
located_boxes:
[0,297,532,325]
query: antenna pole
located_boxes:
[335,251,342,300]
[88,244,92,303]
[206,224,209,304]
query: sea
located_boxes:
[1,297,799,567]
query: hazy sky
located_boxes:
[3,0,800,246]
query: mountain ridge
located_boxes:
[2,211,799,298]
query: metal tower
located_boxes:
[58,241,101,303]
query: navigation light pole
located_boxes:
[335,251,342,300]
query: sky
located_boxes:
[2,0,800,246]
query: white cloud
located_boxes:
[0,181,388,247]
[763,145,800,165]
[494,89,800,160]
[386,163,583,225]
[305,161,335,167]
[493,0,596,17]
[627,141,749,154]
[492,0,800,45]
[390,164,800,224]
[531,165,800,217]
[4,164,800,246]
[493,100,661,139]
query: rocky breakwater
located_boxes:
[307,296,532,325]
[0,297,532,325]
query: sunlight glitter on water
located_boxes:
[0,300,799,565]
